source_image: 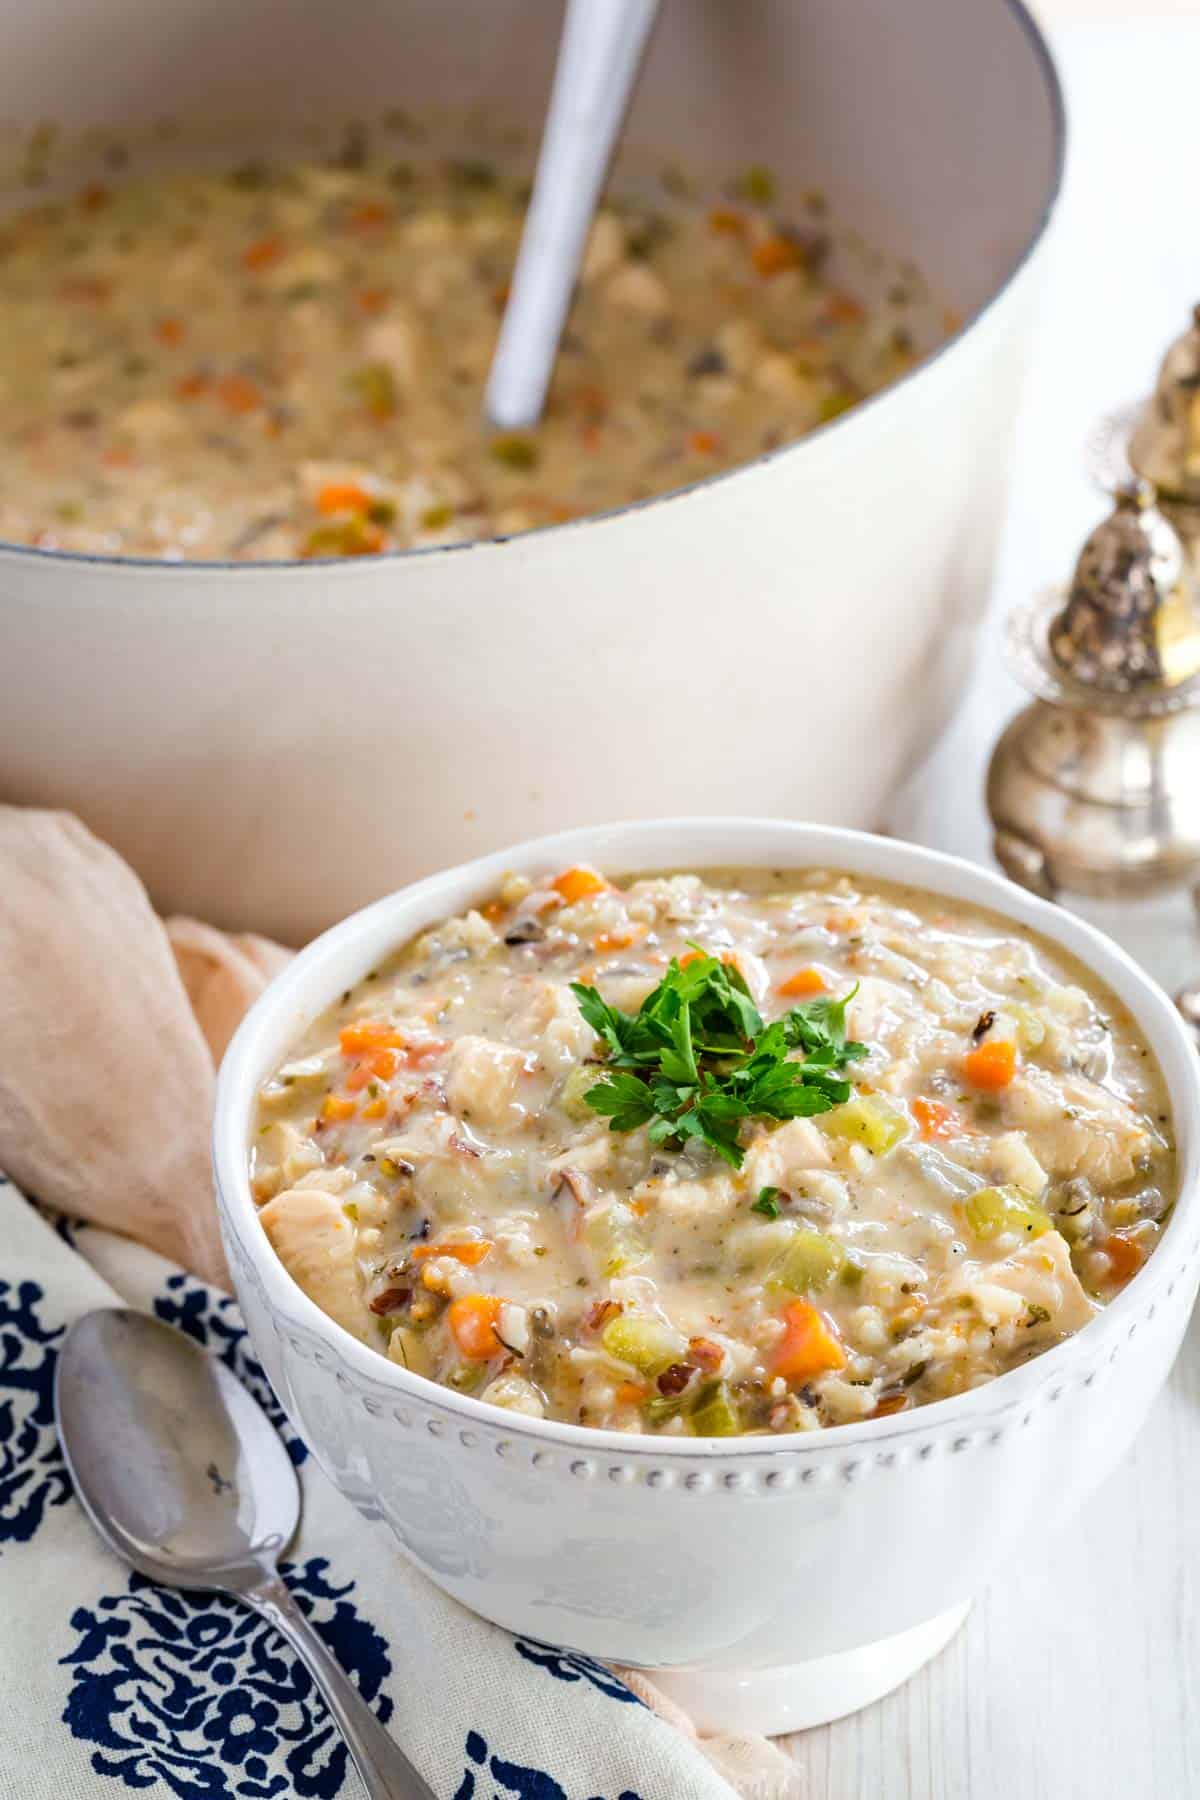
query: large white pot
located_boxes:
[0,0,1063,942]
[213,819,1200,1736]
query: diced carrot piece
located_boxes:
[242,235,285,273]
[411,1240,494,1267]
[356,286,390,315]
[175,371,210,400]
[1103,1232,1148,1285]
[447,1293,504,1359]
[339,1022,406,1055]
[320,1094,357,1122]
[708,206,746,237]
[778,967,827,998]
[824,290,865,325]
[911,1097,957,1141]
[553,866,609,904]
[101,447,135,469]
[752,234,804,278]
[348,199,391,231]
[154,317,186,348]
[593,925,647,954]
[963,1039,1017,1090]
[316,482,372,516]
[573,383,609,423]
[772,1300,846,1384]
[216,373,262,414]
[687,430,722,457]
[344,1046,399,1092]
[680,948,739,971]
[616,1381,648,1405]
[360,1097,387,1120]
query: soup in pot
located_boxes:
[251,865,1175,1436]
[0,155,935,559]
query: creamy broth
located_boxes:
[251,866,1175,1435]
[0,156,934,559]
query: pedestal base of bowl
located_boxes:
[648,1601,970,1737]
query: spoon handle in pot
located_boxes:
[244,1574,440,1799]
[484,0,660,429]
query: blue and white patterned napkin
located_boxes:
[0,1180,799,1800]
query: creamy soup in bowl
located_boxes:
[214,820,1200,1732]
[248,859,1175,1438]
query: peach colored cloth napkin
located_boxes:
[0,804,801,1800]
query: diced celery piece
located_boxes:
[689,1380,741,1437]
[770,1228,845,1295]
[559,1065,599,1122]
[387,1325,432,1377]
[601,1313,685,1376]
[731,1218,799,1275]
[965,1185,1052,1241]
[1010,1003,1047,1051]
[585,1203,648,1276]
[447,1362,487,1393]
[490,431,540,470]
[822,1094,910,1155]
[348,361,397,418]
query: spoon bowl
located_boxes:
[55,1308,296,1587]
[55,1307,438,1799]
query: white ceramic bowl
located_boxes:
[213,820,1200,1735]
[0,0,1063,940]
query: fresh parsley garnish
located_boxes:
[752,1187,781,1218]
[570,947,866,1169]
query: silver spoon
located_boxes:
[54,1307,438,1800]
[484,0,660,430]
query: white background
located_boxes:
[783,14,1200,1795]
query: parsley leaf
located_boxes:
[752,1187,781,1218]
[570,983,638,1062]
[571,952,867,1168]
[583,1069,658,1131]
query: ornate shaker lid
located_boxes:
[1129,303,1200,502]
[1007,480,1200,715]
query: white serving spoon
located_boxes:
[484,0,661,431]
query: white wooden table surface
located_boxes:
[782,17,1200,1795]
